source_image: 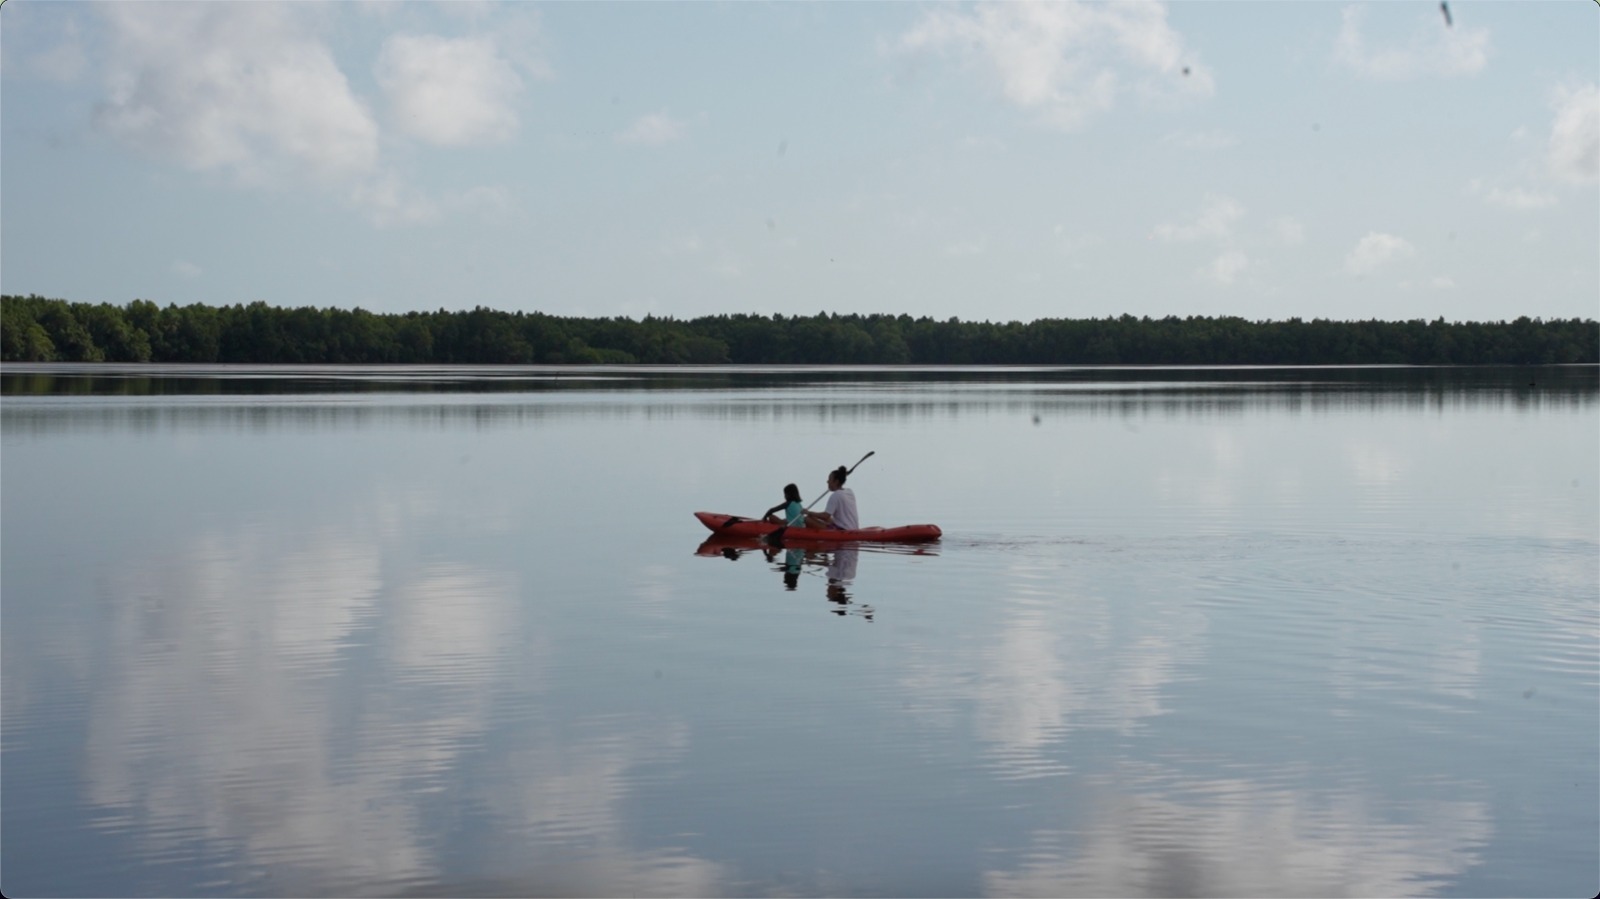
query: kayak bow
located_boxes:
[694,511,941,542]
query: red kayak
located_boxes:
[695,511,941,542]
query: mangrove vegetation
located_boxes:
[3,294,1595,366]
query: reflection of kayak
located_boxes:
[695,511,941,542]
[695,535,940,557]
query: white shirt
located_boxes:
[824,487,859,530]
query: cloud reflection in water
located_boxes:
[984,768,1490,898]
[79,498,724,896]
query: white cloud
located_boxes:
[1333,5,1489,80]
[84,4,534,229]
[617,111,688,146]
[171,260,202,279]
[945,237,987,257]
[376,34,523,146]
[1470,181,1557,211]
[95,3,379,183]
[1400,275,1457,291]
[1344,231,1415,275]
[959,134,1008,153]
[896,0,1212,132]
[657,232,706,259]
[1161,129,1237,151]
[28,16,88,83]
[1200,250,1250,285]
[1272,217,1306,246]
[449,185,514,217]
[1053,226,1100,253]
[348,173,440,227]
[1153,195,1243,243]
[1547,83,1599,185]
[346,175,515,228]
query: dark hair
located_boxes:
[831,465,848,485]
[783,483,801,503]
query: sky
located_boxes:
[1,0,1596,324]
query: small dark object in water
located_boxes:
[1182,66,1191,77]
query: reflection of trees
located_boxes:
[5,368,1593,439]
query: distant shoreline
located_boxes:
[4,294,1595,366]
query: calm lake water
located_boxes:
[3,364,1596,898]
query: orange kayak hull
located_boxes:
[695,511,941,542]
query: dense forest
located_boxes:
[2,294,1595,366]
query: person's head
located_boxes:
[783,483,802,503]
[827,466,848,490]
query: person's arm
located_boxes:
[763,501,786,517]
[808,490,836,527]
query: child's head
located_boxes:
[783,483,801,503]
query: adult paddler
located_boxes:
[803,465,859,531]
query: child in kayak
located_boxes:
[804,465,859,531]
[763,483,805,527]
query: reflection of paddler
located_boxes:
[760,545,806,590]
[827,546,859,583]
[825,546,859,606]
[783,548,802,590]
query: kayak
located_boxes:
[695,512,941,542]
[694,511,941,542]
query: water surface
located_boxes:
[3,364,1596,897]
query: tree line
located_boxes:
[3,294,1595,366]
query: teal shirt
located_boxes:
[785,500,804,527]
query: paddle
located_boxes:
[766,451,874,545]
